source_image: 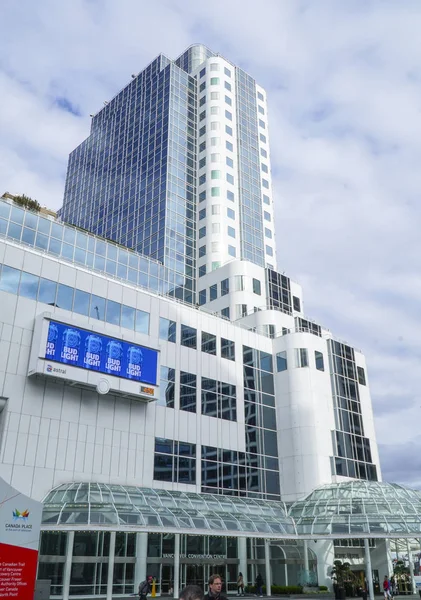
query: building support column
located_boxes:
[106,531,116,600]
[406,540,415,593]
[135,532,148,591]
[238,537,248,588]
[303,540,309,584]
[173,534,180,599]
[364,539,374,600]
[62,530,75,600]
[264,539,271,596]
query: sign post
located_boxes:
[0,478,43,600]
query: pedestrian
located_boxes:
[204,574,227,600]
[383,576,391,600]
[255,573,264,598]
[139,575,154,600]
[237,572,245,596]
[180,585,204,600]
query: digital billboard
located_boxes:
[44,320,158,385]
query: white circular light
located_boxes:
[96,378,110,395]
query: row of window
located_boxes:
[198,275,261,306]
[0,264,150,333]
[171,372,237,419]
[276,348,325,372]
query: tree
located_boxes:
[331,560,358,599]
[13,194,41,212]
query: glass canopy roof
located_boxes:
[42,481,421,539]
[289,481,421,537]
[42,483,296,538]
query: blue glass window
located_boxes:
[227,208,235,220]
[225,125,233,136]
[199,245,206,257]
[56,283,74,311]
[121,305,136,330]
[0,265,21,294]
[226,141,233,152]
[209,284,217,301]
[225,81,232,91]
[199,290,206,306]
[225,95,232,106]
[90,295,106,320]
[227,191,234,202]
[135,310,149,334]
[38,278,57,305]
[199,265,206,277]
[19,271,39,300]
[228,226,235,238]
[224,67,231,77]
[159,318,176,343]
[199,227,206,239]
[228,245,236,257]
[73,289,90,316]
[181,325,197,349]
[226,174,234,185]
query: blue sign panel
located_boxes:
[44,320,158,385]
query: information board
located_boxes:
[0,478,43,600]
[44,320,158,385]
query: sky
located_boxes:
[1,0,421,486]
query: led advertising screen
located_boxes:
[44,320,158,385]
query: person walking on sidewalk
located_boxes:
[255,573,264,598]
[237,573,245,596]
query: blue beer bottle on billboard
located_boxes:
[45,321,59,358]
[84,334,102,370]
[61,327,81,364]
[126,345,143,381]
[105,339,123,375]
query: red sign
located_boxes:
[0,543,38,599]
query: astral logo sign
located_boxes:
[5,510,32,532]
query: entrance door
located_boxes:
[182,564,205,589]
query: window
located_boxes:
[266,245,273,257]
[211,187,220,197]
[202,378,236,421]
[357,366,367,386]
[295,348,309,368]
[263,194,270,205]
[265,228,272,239]
[236,304,247,319]
[211,121,220,131]
[0,265,20,294]
[226,141,233,152]
[210,77,220,85]
[225,125,233,136]
[228,226,235,238]
[210,106,219,115]
[224,81,232,91]
[199,245,206,257]
[315,351,325,371]
[221,307,230,319]
[259,119,266,129]
[276,351,288,372]
[211,205,220,215]
[211,153,220,162]
[199,226,206,238]
[293,296,301,312]
[199,191,206,202]
[210,63,220,71]
[262,179,269,189]
[226,157,234,168]
[135,310,149,334]
[228,245,236,257]
[181,325,197,349]
[227,208,235,219]
[19,271,39,300]
[264,211,271,221]
[261,164,268,173]
[257,91,264,101]
[210,284,217,301]
[211,137,220,146]
[234,275,244,291]
[199,290,207,306]
[199,208,206,220]
[199,141,206,153]
[199,95,206,107]
[224,66,231,77]
[199,110,206,121]
[261,148,267,158]
[199,265,206,277]
[221,278,229,296]
[211,170,221,179]
[202,332,217,355]
[212,223,220,233]
[212,261,221,270]
[260,133,267,143]
[159,368,175,408]
[221,338,235,361]
[198,174,206,186]
[225,95,232,106]
[154,438,196,483]
[180,372,197,413]
[200,82,206,92]
[200,67,206,78]
[199,126,206,137]
[227,190,234,202]
[258,105,265,114]
[159,318,176,343]
[211,91,219,100]
[199,157,206,169]
[226,174,234,185]
[253,278,261,295]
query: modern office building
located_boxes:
[0,45,393,599]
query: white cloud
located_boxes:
[1,0,421,485]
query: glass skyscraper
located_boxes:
[60,44,277,304]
